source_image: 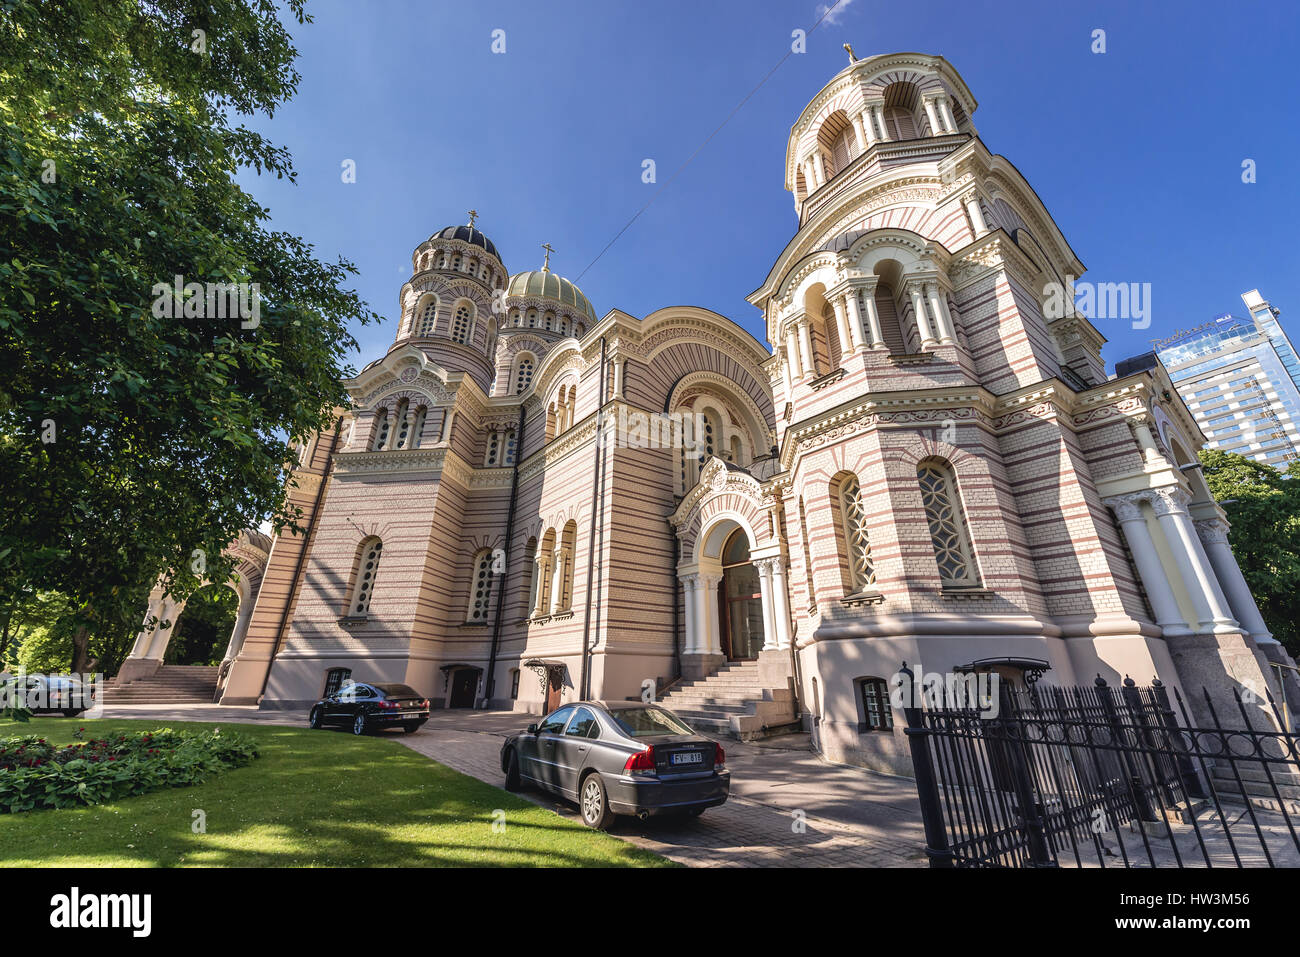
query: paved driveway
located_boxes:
[100,703,926,867]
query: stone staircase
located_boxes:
[102,665,221,705]
[658,660,799,740]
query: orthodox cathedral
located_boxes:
[124,52,1293,773]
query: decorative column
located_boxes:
[843,290,867,352]
[1129,417,1164,465]
[681,574,698,654]
[937,95,957,133]
[922,97,942,136]
[755,559,778,652]
[963,190,989,238]
[145,596,182,659]
[613,359,625,399]
[779,346,794,398]
[532,549,550,618]
[1196,517,1274,643]
[1150,488,1239,633]
[926,281,954,344]
[130,593,164,658]
[770,559,793,650]
[1105,494,1190,635]
[784,325,802,383]
[798,319,817,377]
[908,282,938,349]
[860,285,886,348]
[830,295,852,359]
[851,112,868,151]
[549,543,567,614]
[860,108,879,146]
[871,105,888,142]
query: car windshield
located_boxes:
[609,707,693,737]
[374,683,420,698]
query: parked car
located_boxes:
[308,682,430,735]
[0,673,95,716]
[500,701,729,829]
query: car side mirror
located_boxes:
[526,723,539,735]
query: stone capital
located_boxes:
[1149,485,1192,517]
[1193,517,1231,545]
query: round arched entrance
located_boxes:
[720,528,764,660]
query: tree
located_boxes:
[1199,449,1300,655]
[0,0,377,671]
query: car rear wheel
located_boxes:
[579,773,614,830]
[309,706,324,729]
[351,714,367,736]
[504,748,522,792]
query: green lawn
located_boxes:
[0,718,673,867]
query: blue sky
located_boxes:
[237,0,1300,372]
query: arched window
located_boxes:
[466,548,495,622]
[526,308,537,328]
[451,252,461,272]
[917,459,980,586]
[409,406,427,448]
[837,473,876,593]
[523,535,538,618]
[502,428,517,465]
[543,312,554,332]
[392,399,411,449]
[533,530,556,617]
[513,354,535,394]
[451,300,474,344]
[557,521,577,611]
[371,409,391,450]
[417,296,438,336]
[350,538,383,615]
[485,430,502,466]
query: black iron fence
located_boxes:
[901,665,1300,867]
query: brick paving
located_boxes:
[100,703,927,867]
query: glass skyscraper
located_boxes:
[1154,290,1300,469]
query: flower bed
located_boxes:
[0,728,257,813]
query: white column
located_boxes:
[798,320,817,377]
[938,95,957,133]
[1130,419,1164,465]
[843,290,866,352]
[802,160,816,193]
[613,359,625,398]
[964,190,989,237]
[756,560,778,652]
[779,346,794,397]
[145,596,181,659]
[1106,495,1190,636]
[692,574,714,656]
[1197,518,1275,643]
[532,551,550,617]
[770,560,793,650]
[923,97,942,136]
[860,109,879,146]
[860,287,886,348]
[785,326,803,382]
[131,594,163,658]
[703,574,724,656]
[926,281,954,344]
[549,546,567,614]
[1150,489,1239,633]
[831,295,851,361]
[222,592,256,663]
[682,574,698,654]
[851,112,868,151]
[909,283,937,349]
[872,106,888,141]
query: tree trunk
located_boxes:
[70,622,92,675]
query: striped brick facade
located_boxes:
[196,52,1291,774]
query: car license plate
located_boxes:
[671,751,703,766]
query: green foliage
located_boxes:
[166,584,237,665]
[1199,449,1300,654]
[0,726,257,812]
[0,0,377,669]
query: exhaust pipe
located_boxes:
[637,810,649,821]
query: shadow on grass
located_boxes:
[0,718,674,868]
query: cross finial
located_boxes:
[843,43,857,64]
[541,242,554,272]
[466,209,478,228]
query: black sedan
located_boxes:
[500,701,729,829]
[308,682,430,735]
[0,673,95,717]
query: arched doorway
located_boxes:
[166,583,238,665]
[719,528,764,660]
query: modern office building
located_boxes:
[1154,290,1300,470]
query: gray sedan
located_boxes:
[500,701,730,829]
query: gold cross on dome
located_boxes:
[467,209,478,228]
[541,242,555,271]
[843,43,857,64]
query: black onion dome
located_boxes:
[432,225,502,263]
